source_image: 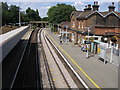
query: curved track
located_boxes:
[39,28,89,89]
[2,28,90,89]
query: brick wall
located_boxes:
[87,14,96,27]
[76,13,120,30]
[94,27,120,35]
[105,14,119,26]
[96,14,104,25]
[71,16,76,29]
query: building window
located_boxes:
[72,21,75,27]
[78,21,81,28]
[81,21,83,29]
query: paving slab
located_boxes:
[45,28,118,89]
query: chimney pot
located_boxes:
[96,1,98,5]
[94,1,96,5]
[92,1,99,11]
[84,6,87,11]
[88,4,91,8]
[108,2,115,12]
[112,2,114,6]
[84,5,92,11]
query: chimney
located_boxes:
[92,1,99,11]
[108,2,115,12]
[84,4,92,11]
[87,4,92,11]
[84,6,88,11]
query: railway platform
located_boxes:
[45,28,118,89]
[39,29,82,88]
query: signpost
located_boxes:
[85,41,91,44]
[99,45,107,64]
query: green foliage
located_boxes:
[9,5,19,23]
[41,17,48,21]
[26,7,41,21]
[47,3,76,24]
[51,26,57,32]
[31,25,37,29]
[2,2,41,25]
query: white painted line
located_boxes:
[46,35,90,90]
[0,26,28,45]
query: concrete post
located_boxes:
[19,2,21,26]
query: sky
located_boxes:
[5,1,120,18]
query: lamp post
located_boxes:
[19,1,21,26]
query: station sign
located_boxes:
[85,41,91,44]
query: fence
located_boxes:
[99,45,119,67]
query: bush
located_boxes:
[51,26,57,32]
[111,36,117,43]
[31,25,37,29]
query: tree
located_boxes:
[36,9,41,20]
[41,17,48,21]
[9,5,19,23]
[26,7,41,21]
[47,3,76,24]
[2,2,19,25]
[2,2,9,25]
[2,3,41,25]
[21,11,28,22]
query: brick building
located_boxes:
[58,21,70,34]
[70,2,120,44]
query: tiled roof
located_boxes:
[115,12,120,17]
[76,11,120,20]
[70,11,83,18]
[100,11,109,16]
[77,11,93,19]
[60,21,70,28]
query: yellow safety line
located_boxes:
[48,35,101,90]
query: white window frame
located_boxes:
[81,21,83,29]
[72,21,75,28]
[78,21,81,28]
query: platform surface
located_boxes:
[45,28,118,88]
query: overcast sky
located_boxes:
[5,1,119,18]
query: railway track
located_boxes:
[2,27,90,89]
[39,28,89,89]
[2,29,41,89]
